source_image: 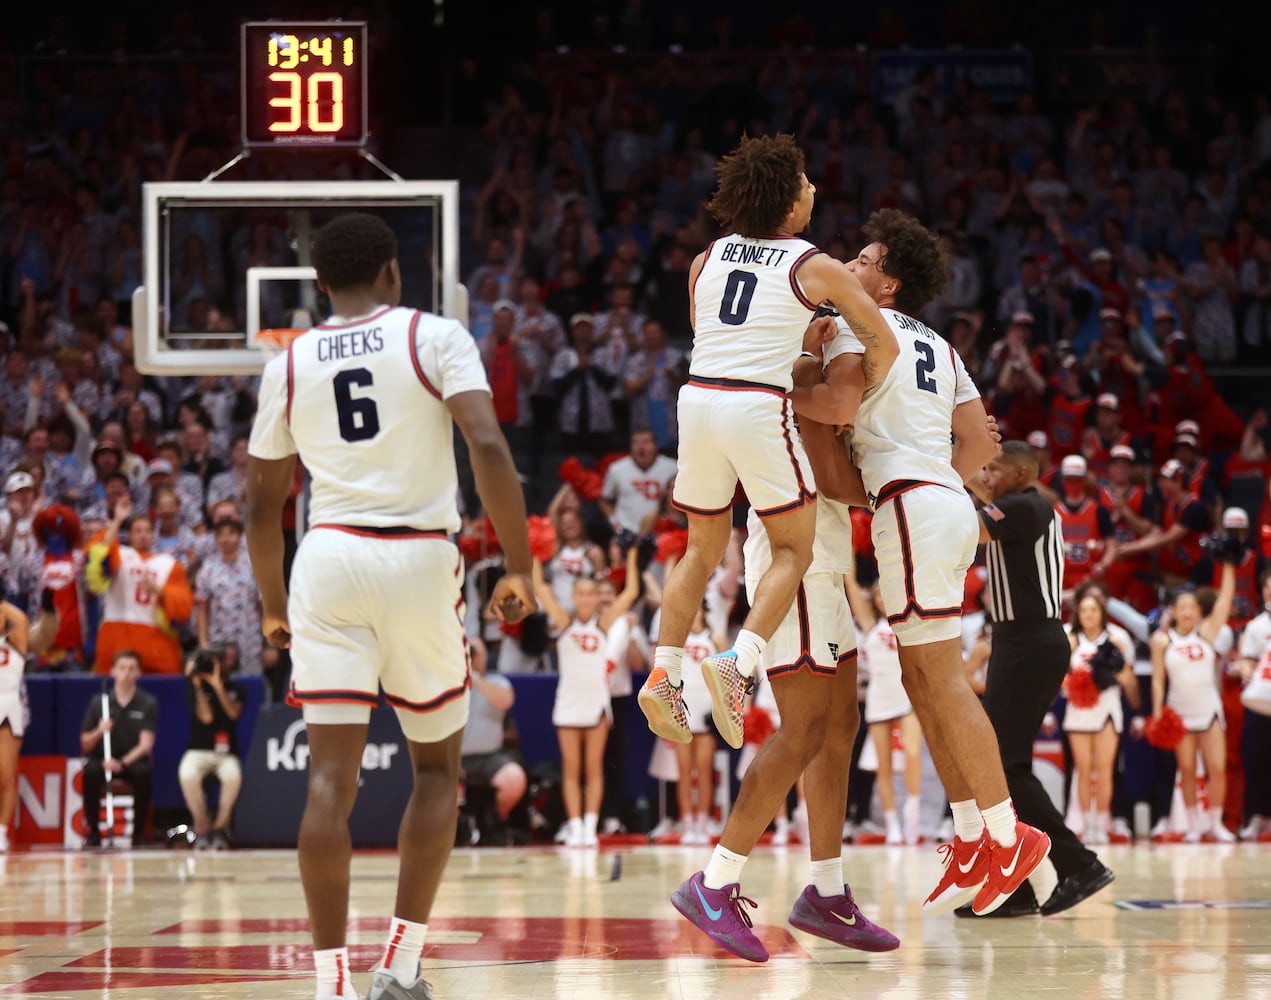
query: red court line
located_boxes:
[0,922,102,936]
[2,972,294,994]
[106,918,809,963]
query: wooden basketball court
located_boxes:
[0,842,1266,997]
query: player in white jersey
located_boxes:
[1150,563,1237,842]
[640,134,835,756]
[787,209,1049,917]
[671,317,899,960]
[245,214,536,1000]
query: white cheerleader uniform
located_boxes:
[552,616,612,728]
[0,632,27,737]
[1164,628,1224,732]
[549,544,593,613]
[1062,630,1125,734]
[682,628,718,736]
[862,620,912,724]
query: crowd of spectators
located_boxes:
[2,11,1271,847]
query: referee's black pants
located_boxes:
[983,621,1098,894]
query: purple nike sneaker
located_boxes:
[670,871,769,963]
[787,885,900,952]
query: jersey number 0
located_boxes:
[333,368,381,442]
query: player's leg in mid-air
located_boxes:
[640,384,816,749]
[874,485,1050,916]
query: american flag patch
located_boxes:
[984,504,1006,522]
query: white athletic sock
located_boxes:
[949,799,984,843]
[809,856,843,898]
[732,630,766,679]
[982,799,1018,847]
[693,812,708,834]
[1207,806,1224,831]
[1098,811,1112,836]
[314,946,354,999]
[583,813,599,840]
[703,844,748,889]
[380,917,427,985]
[655,646,684,687]
[884,809,901,835]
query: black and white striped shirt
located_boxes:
[979,487,1065,623]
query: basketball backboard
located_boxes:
[133,180,462,375]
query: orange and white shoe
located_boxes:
[700,651,754,749]
[922,832,992,913]
[972,822,1052,916]
[637,668,692,744]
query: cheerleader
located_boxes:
[676,602,725,846]
[547,502,606,615]
[849,577,923,845]
[0,602,31,853]
[1064,592,1138,845]
[534,545,639,847]
[1150,562,1237,842]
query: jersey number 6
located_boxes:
[333,368,381,442]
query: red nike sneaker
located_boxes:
[972,822,1052,916]
[922,832,991,913]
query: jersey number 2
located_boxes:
[333,368,381,442]
[718,270,758,326]
[914,340,938,394]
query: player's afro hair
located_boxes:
[862,209,950,316]
[706,134,806,238]
[311,213,397,291]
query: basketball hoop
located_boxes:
[253,328,307,359]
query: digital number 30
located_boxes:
[268,71,345,133]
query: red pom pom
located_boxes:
[577,470,604,501]
[743,704,776,747]
[1064,668,1100,709]
[655,529,689,564]
[456,534,483,563]
[850,507,874,559]
[1145,706,1186,750]
[652,515,682,535]
[527,515,557,563]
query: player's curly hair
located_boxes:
[311,213,397,291]
[862,209,950,316]
[706,134,806,238]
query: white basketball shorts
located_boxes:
[871,482,977,646]
[673,380,816,518]
[287,526,470,742]
[746,571,856,680]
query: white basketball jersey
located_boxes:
[249,306,490,532]
[744,495,855,580]
[851,309,979,501]
[690,235,821,390]
[103,549,177,627]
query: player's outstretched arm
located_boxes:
[798,255,900,388]
[447,390,538,624]
[246,453,298,649]
[789,322,867,427]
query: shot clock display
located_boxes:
[241,22,367,147]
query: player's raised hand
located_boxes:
[489,573,537,625]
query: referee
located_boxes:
[963,441,1114,918]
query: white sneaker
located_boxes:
[580,833,599,848]
[1085,825,1109,846]
[0,828,8,852]
[601,817,626,836]
[885,824,904,845]
[1240,816,1264,840]
[1209,823,1237,844]
[1111,818,1133,840]
[367,967,435,1000]
[648,817,676,840]
[562,820,584,847]
[681,830,709,846]
[1151,818,1171,839]
[1182,828,1202,844]
[792,803,809,845]
[771,820,790,846]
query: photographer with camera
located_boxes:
[1191,508,1267,629]
[177,645,246,849]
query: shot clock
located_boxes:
[241,22,368,147]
